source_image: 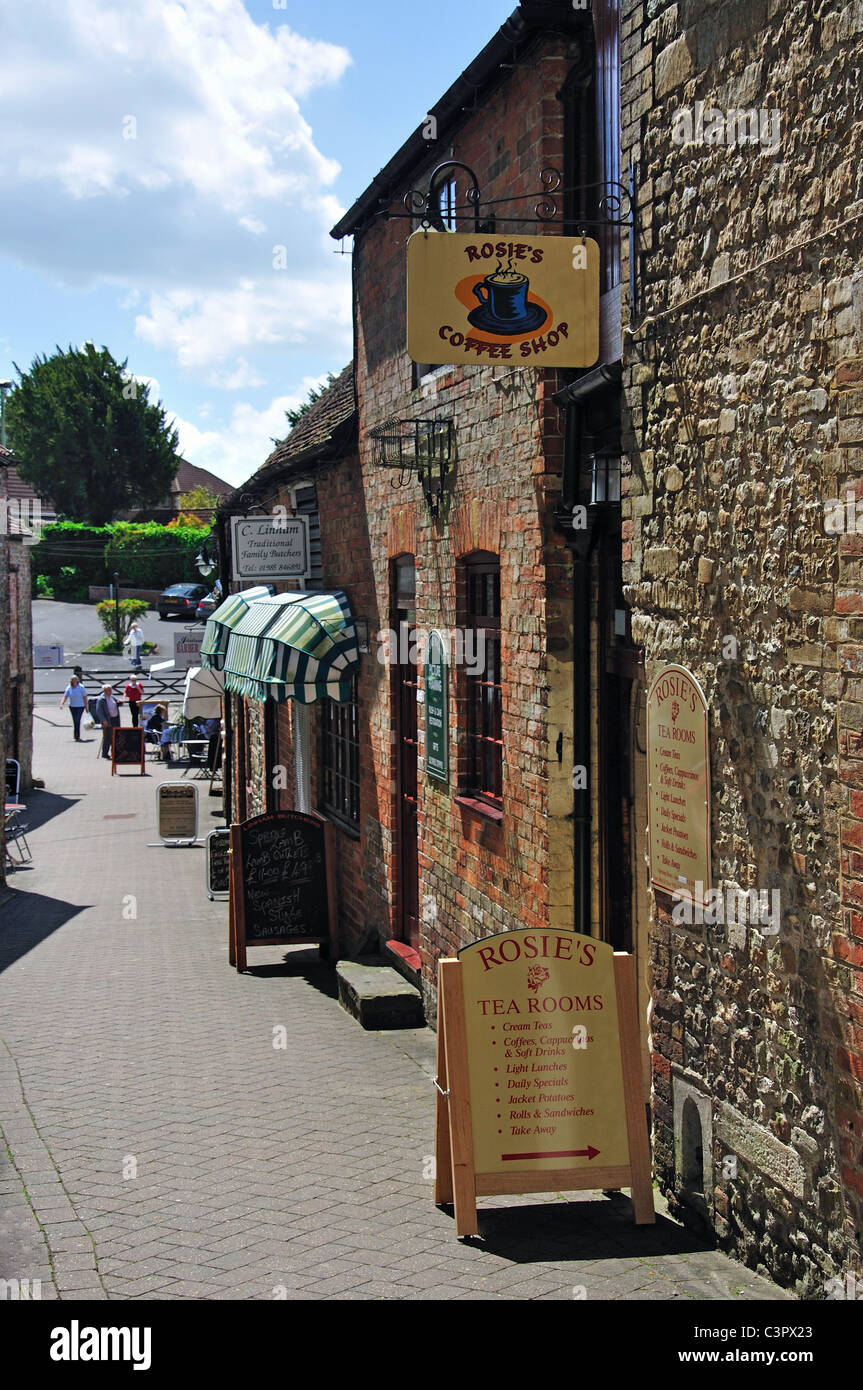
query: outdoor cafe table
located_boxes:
[178,739,210,777]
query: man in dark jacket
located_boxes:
[94,684,122,760]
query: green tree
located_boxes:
[284,373,337,429]
[171,483,220,527]
[6,344,181,526]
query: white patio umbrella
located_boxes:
[182,665,225,720]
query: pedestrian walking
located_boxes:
[59,674,88,741]
[124,676,145,727]
[124,621,145,670]
[94,683,122,760]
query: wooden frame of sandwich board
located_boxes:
[433,951,655,1237]
[228,811,339,972]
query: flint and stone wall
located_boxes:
[621,0,863,1290]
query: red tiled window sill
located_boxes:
[454,794,503,824]
[386,939,421,973]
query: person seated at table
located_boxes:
[144,705,175,759]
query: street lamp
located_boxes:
[113,570,121,653]
[0,380,12,450]
[195,536,217,579]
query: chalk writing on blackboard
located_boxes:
[206,828,230,898]
[229,811,338,970]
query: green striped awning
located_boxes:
[221,590,359,704]
[200,586,275,670]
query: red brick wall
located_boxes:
[352,32,577,1015]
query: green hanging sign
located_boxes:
[425,629,448,782]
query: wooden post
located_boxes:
[433,963,454,1207]
[614,952,655,1224]
[228,825,242,970]
[439,958,478,1237]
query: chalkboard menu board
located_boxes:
[425,629,448,782]
[229,811,338,972]
[206,827,230,899]
[112,726,146,775]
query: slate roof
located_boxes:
[222,364,355,511]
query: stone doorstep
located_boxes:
[336,957,424,1031]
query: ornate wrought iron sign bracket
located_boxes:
[382,160,638,315]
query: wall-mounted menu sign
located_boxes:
[434,929,654,1236]
[646,664,711,905]
[425,629,448,782]
[111,727,145,776]
[157,783,199,844]
[407,232,599,368]
[228,810,338,972]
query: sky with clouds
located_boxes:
[0,0,515,486]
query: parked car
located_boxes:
[157,583,209,620]
[195,581,223,622]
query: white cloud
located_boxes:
[135,271,351,371]
[0,0,353,377]
[174,382,333,486]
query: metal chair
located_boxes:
[4,759,31,863]
[5,810,32,863]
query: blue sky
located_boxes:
[0,0,516,486]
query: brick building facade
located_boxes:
[220,1,643,1018]
[215,0,863,1292]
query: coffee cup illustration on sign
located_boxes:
[468,264,549,335]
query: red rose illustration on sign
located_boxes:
[527,966,550,993]
[671,700,680,723]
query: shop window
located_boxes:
[320,675,360,829]
[463,554,502,807]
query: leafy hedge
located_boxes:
[30,519,211,595]
[31,522,112,593]
[104,522,209,590]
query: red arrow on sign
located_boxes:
[501,1145,601,1161]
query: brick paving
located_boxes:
[0,709,791,1301]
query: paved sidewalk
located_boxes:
[0,710,790,1301]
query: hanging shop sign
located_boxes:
[407,231,599,368]
[425,629,448,782]
[228,810,338,971]
[156,783,199,845]
[434,928,654,1236]
[174,628,206,671]
[230,515,310,582]
[646,664,711,905]
[111,727,146,776]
